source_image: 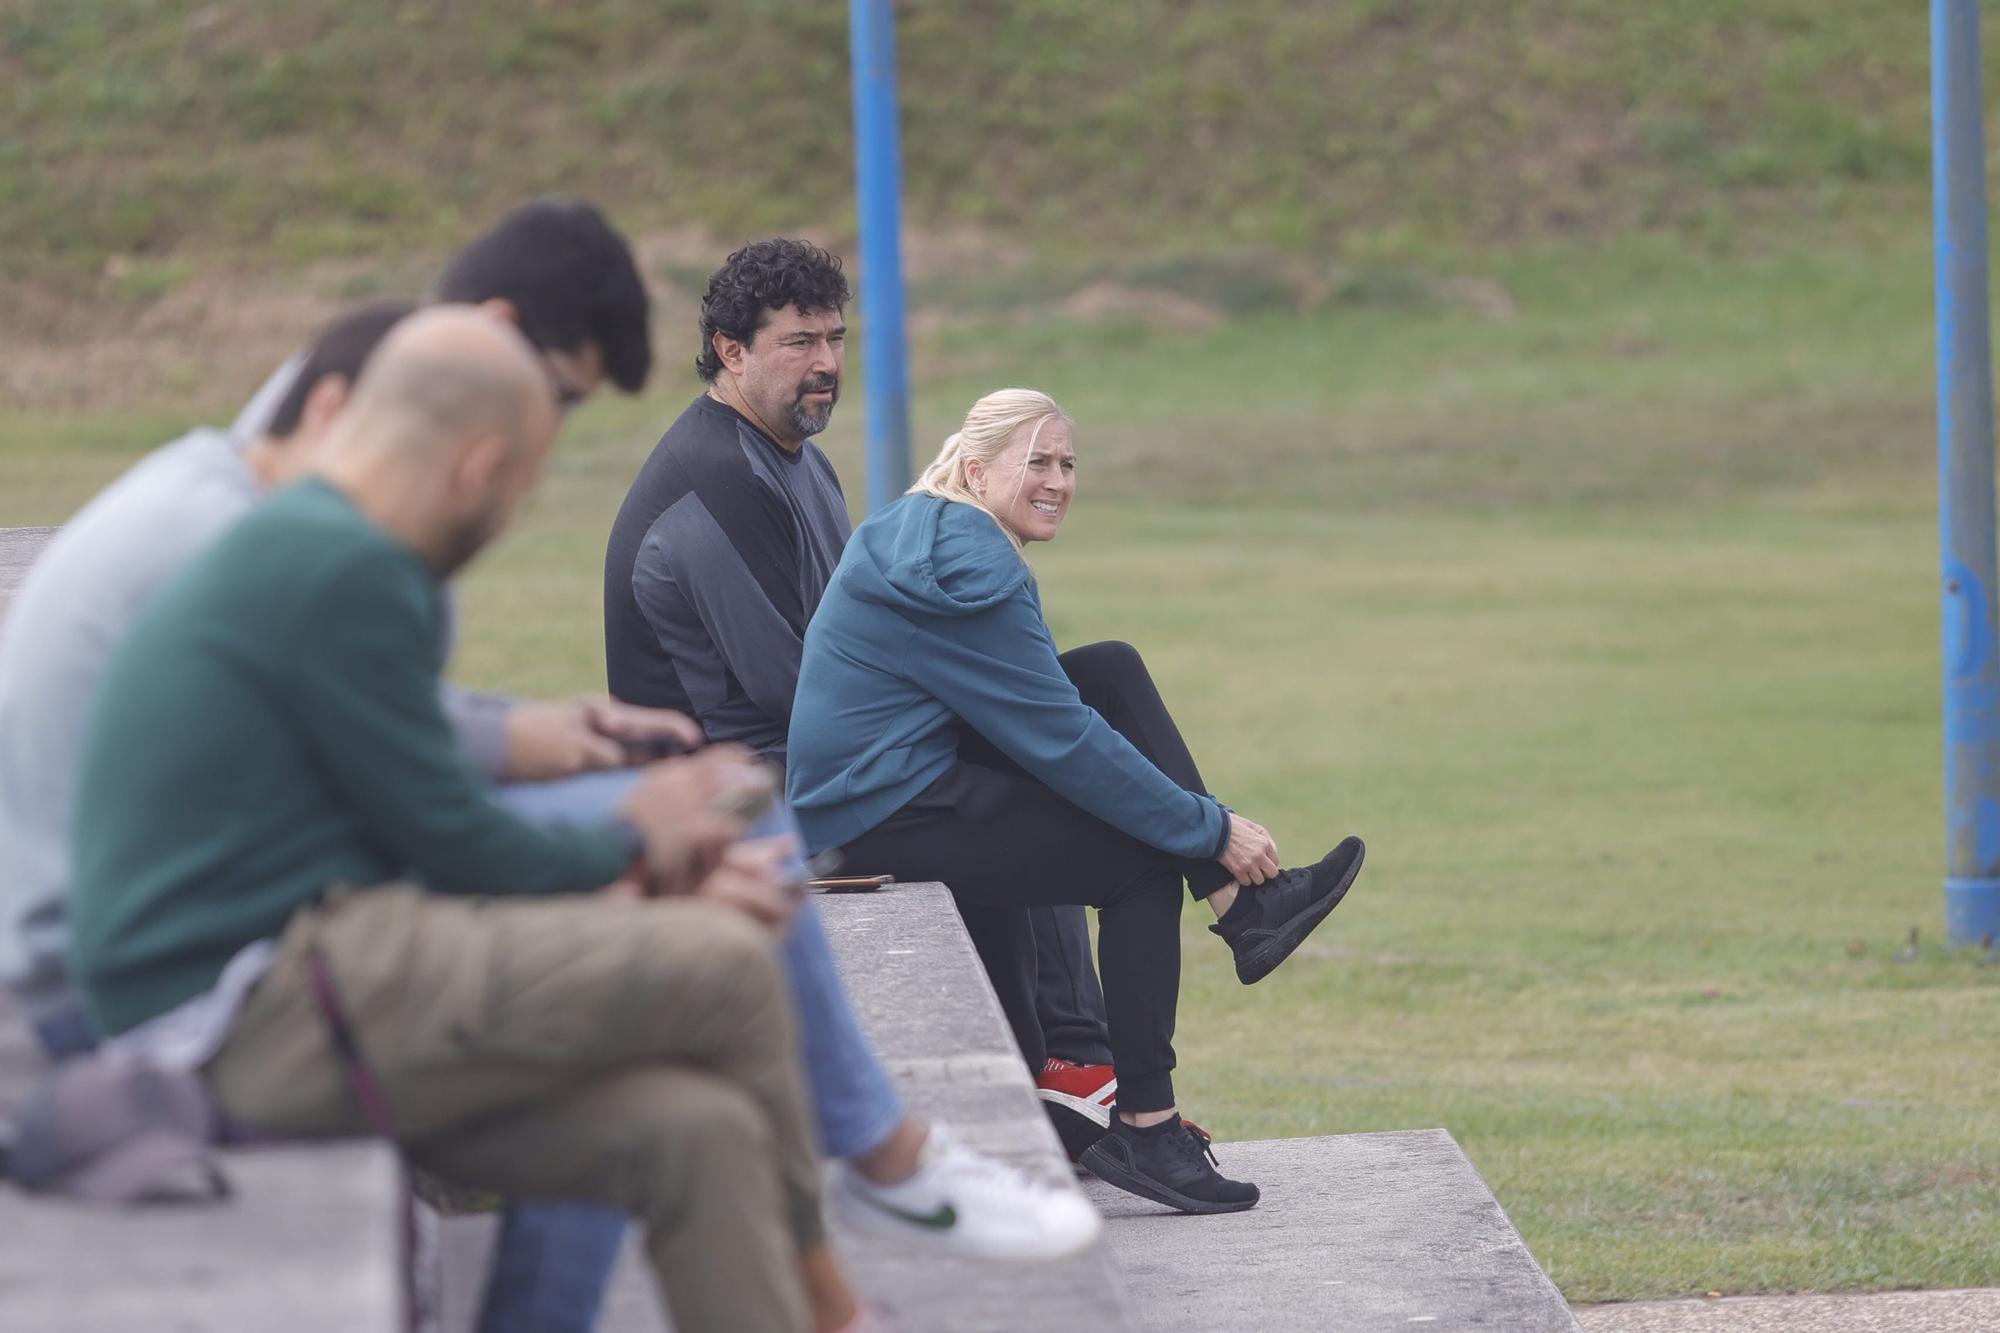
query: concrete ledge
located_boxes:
[2,986,405,1332]
[0,1142,405,1332]
[0,525,57,626]
[0,828,1588,1333]
[1089,1129,1578,1332]
[818,884,1134,1332]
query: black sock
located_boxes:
[1219,888,1259,926]
[1115,1113,1181,1139]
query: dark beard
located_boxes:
[788,376,839,437]
[431,505,503,578]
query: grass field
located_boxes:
[5,228,1993,1303]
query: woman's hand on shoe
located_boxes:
[692,837,805,930]
[1220,814,1279,886]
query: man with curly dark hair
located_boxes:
[691,236,852,430]
[606,237,852,756]
[602,239,1106,1268]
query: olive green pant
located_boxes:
[204,884,823,1333]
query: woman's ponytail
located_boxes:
[912,431,971,500]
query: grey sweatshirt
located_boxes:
[0,431,257,1012]
[1,384,516,1012]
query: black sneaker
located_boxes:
[1210,836,1364,984]
[1079,1115,1259,1214]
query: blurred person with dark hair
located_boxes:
[230,198,669,791]
[234,196,652,443]
[1,199,694,1333]
[0,299,417,1062]
[436,196,654,395]
[67,308,827,1333]
[3,217,672,1054]
[603,239,1108,1261]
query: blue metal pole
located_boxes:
[1933,0,2000,946]
[850,0,913,513]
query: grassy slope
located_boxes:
[6,234,1993,1300]
[0,0,1966,280]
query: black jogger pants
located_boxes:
[838,641,1231,1113]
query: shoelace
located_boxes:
[1227,870,1300,932]
[1153,1120,1221,1173]
[1267,866,1305,900]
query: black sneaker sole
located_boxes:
[1040,1098,1110,1163]
[1078,1140,1260,1215]
[1235,836,1365,985]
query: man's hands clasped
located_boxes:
[615,744,805,932]
[500,692,802,929]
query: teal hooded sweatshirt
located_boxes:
[786,493,1229,860]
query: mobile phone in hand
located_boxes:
[622,734,693,761]
[743,798,811,891]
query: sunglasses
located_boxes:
[547,366,588,414]
[530,346,590,415]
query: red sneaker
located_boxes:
[1033,1059,1219,1162]
[1035,1058,1116,1161]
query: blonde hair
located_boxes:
[908,388,1072,552]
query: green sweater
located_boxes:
[69,478,632,1034]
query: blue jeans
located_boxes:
[475,1201,629,1333]
[477,771,907,1333]
[28,998,99,1060]
[499,769,906,1157]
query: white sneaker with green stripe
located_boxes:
[830,1123,1103,1261]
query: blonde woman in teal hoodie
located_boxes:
[788,388,1364,1215]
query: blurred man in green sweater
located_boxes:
[68,307,828,1333]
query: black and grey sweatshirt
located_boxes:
[603,394,852,762]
